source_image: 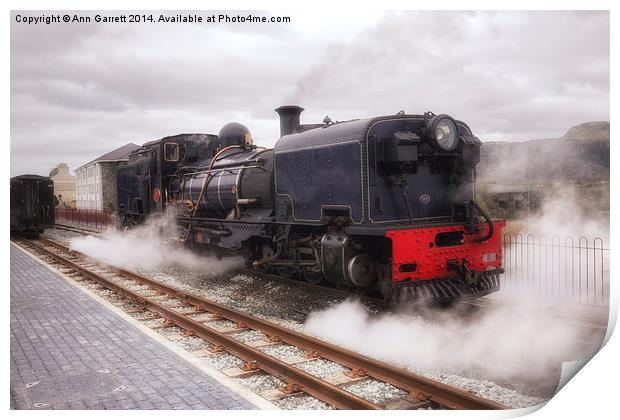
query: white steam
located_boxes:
[516,186,609,241]
[500,187,610,306]
[70,214,243,273]
[304,297,601,395]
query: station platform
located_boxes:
[10,244,257,410]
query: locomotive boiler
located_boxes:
[117,106,505,303]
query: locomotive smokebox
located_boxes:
[275,105,304,137]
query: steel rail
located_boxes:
[53,223,104,236]
[19,239,379,410]
[36,237,507,410]
[48,224,483,313]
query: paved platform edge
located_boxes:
[11,241,279,410]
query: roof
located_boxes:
[139,133,217,149]
[274,118,372,153]
[76,143,140,170]
[273,113,440,153]
[11,174,51,181]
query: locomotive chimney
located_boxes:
[275,105,304,137]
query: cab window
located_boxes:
[164,142,180,162]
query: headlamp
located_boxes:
[428,115,459,151]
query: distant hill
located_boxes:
[562,121,610,142]
[478,121,610,185]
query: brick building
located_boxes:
[75,143,140,211]
[49,163,76,208]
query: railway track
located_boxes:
[43,226,498,317]
[13,237,507,410]
[47,225,609,323]
[53,223,105,236]
[46,225,384,320]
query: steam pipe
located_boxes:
[203,227,232,237]
[397,176,414,224]
[275,105,304,137]
[471,200,494,243]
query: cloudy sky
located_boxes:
[10,10,609,176]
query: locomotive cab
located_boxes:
[117,133,219,227]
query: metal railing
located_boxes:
[502,233,609,307]
[54,208,115,230]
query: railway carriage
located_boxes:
[10,175,55,238]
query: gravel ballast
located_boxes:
[273,395,333,410]
[40,227,557,409]
[343,379,409,404]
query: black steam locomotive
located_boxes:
[10,175,55,238]
[118,106,505,302]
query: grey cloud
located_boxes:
[11,10,609,177]
[287,11,609,141]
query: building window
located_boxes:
[514,200,524,213]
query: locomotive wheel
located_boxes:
[346,254,377,288]
[243,254,254,269]
[379,278,394,300]
[276,267,293,278]
[302,271,324,285]
[120,219,136,232]
[262,245,275,258]
[433,297,457,308]
[253,244,275,273]
[25,231,40,239]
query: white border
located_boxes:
[4,3,617,420]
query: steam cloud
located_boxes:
[304,296,602,400]
[70,214,244,273]
[521,188,609,240]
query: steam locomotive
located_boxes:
[118,106,505,302]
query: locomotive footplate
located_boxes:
[381,269,502,304]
